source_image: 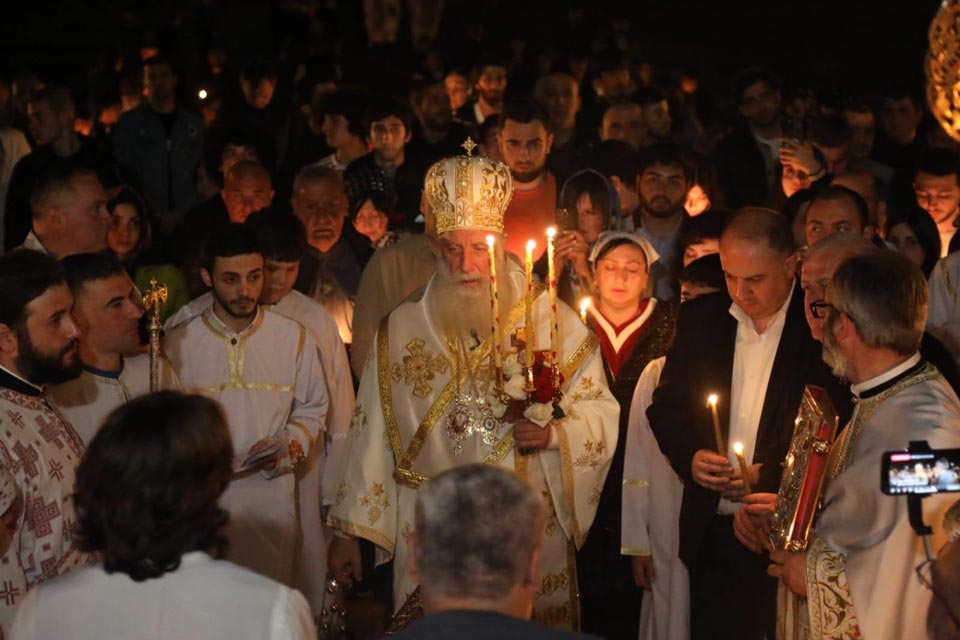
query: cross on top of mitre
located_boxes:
[461,137,478,156]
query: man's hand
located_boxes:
[514,420,552,450]
[328,535,363,586]
[691,449,733,491]
[769,549,808,597]
[743,492,777,542]
[720,463,762,502]
[631,554,656,590]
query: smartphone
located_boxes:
[881,448,960,495]
[556,208,579,233]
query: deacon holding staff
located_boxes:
[327,144,619,630]
[646,208,849,640]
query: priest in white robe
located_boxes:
[768,252,960,640]
[166,211,354,614]
[165,223,329,587]
[327,147,620,630]
[928,251,960,366]
[48,253,181,445]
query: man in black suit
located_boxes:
[647,207,850,640]
[390,464,595,640]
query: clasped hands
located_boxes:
[691,449,759,502]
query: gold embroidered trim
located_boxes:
[195,309,292,394]
[376,319,405,467]
[567,540,581,630]
[326,514,395,555]
[561,333,599,382]
[394,467,430,488]
[806,537,860,638]
[622,478,650,488]
[553,422,584,548]
[390,338,450,398]
[392,434,517,488]
[621,546,652,556]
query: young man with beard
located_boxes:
[755,252,960,640]
[165,211,353,616]
[0,250,91,633]
[407,81,472,168]
[647,208,849,640]
[634,145,692,301]
[165,223,329,589]
[463,57,508,126]
[48,253,181,445]
[498,99,557,259]
[327,150,619,630]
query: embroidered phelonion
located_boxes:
[486,235,503,390]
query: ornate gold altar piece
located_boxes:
[769,386,839,552]
[141,279,168,392]
[927,0,960,142]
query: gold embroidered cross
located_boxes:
[391,338,450,398]
[461,137,478,156]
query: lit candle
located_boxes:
[579,297,591,323]
[524,239,536,389]
[546,227,560,395]
[707,393,726,456]
[733,442,753,495]
[486,235,503,388]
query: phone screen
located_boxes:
[881,449,960,495]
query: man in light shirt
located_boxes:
[646,208,849,640]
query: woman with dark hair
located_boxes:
[10,392,316,640]
[107,187,190,322]
[886,205,942,278]
[350,189,403,249]
[576,231,677,640]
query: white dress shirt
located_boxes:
[718,286,794,515]
[10,552,317,640]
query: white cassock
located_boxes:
[927,253,960,367]
[799,356,960,640]
[621,357,689,640]
[328,266,620,630]
[165,307,328,586]
[48,354,182,445]
[0,371,92,634]
[167,290,354,613]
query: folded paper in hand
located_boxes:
[234,436,283,473]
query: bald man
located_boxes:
[178,160,275,296]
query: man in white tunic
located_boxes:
[0,250,91,633]
[927,251,960,366]
[165,223,329,586]
[48,253,180,444]
[767,252,960,640]
[327,147,620,630]
[166,212,353,613]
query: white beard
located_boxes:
[822,318,852,380]
[429,256,520,346]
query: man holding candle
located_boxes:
[647,207,848,640]
[327,147,619,630]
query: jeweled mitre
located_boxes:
[425,138,513,235]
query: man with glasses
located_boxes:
[746,251,960,640]
[292,164,371,345]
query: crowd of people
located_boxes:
[3,4,960,640]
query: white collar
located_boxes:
[728,285,794,336]
[0,364,43,392]
[850,352,922,398]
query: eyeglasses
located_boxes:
[808,300,832,319]
[917,557,960,630]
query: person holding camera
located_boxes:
[749,252,960,640]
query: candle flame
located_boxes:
[707,393,718,406]
[198,89,208,100]
[579,297,591,312]
[733,441,744,455]
[546,226,557,239]
[486,235,495,247]
[526,239,536,251]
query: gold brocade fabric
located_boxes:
[805,538,860,640]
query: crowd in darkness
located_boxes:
[4,2,960,640]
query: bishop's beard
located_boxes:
[429,256,520,347]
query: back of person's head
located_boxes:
[733,67,781,105]
[244,210,308,263]
[414,464,544,604]
[29,165,97,221]
[317,88,369,138]
[637,143,690,181]
[74,392,233,581]
[61,252,127,294]
[809,184,871,230]
[497,98,550,131]
[0,250,66,330]
[202,223,261,274]
[722,207,795,256]
[679,208,730,253]
[362,94,415,137]
[679,253,725,290]
[916,147,960,180]
[828,251,926,356]
[809,114,852,149]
